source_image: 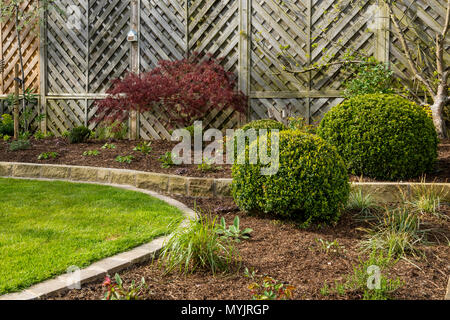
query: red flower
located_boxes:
[103,276,112,287]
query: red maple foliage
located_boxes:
[94,54,247,128]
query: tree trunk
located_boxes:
[431,84,448,139]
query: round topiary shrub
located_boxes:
[317,94,438,181]
[240,119,287,132]
[231,130,350,226]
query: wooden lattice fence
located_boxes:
[0,0,448,138]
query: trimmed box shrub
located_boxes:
[231,130,350,226]
[317,94,438,181]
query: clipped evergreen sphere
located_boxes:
[317,94,438,180]
[231,130,350,226]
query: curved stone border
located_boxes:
[0,178,196,301]
[0,162,449,203]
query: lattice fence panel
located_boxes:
[389,0,450,87]
[310,0,375,91]
[140,0,186,71]
[250,98,308,122]
[46,0,88,94]
[250,0,309,92]
[0,0,40,95]
[46,99,85,135]
[89,0,131,93]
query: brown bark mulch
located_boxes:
[0,138,449,182]
[51,197,450,301]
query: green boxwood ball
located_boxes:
[317,94,438,180]
[231,130,350,226]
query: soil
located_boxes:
[0,137,449,182]
[51,197,450,301]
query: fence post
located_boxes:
[375,0,391,64]
[239,0,251,125]
[39,2,48,134]
[130,0,140,140]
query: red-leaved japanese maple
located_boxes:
[95,54,247,128]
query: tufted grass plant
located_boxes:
[158,213,240,275]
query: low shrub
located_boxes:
[9,139,31,151]
[240,119,287,133]
[68,126,91,144]
[232,130,350,226]
[94,121,128,140]
[0,114,14,136]
[317,94,439,180]
[158,214,239,275]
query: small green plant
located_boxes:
[409,180,449,218]
[68,126,91,144]
[314,238,345,255]
[38,152,59,160]
[9,139,31,151]
[94,121,128,140]
[102,274,148,300]
[158,214,239,275]
[347,187,379,219]
[133,141,152,155]
[115,155,134,164]
[159,152,176,168]
[83,150,100,157]
[343,57,395,98]
[0,114,14,136]
[360,206,428,258]
[3,135,11,142]
[244,268,295,300]
[320,281,331,297]
[217,216,253,243]
[33,130,54,140]
[345,249,402,300]
[101,143,116,150]
[198,157,222,172]
[62,131,70,138]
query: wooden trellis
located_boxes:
[0,0,448,138]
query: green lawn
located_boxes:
[0,178,184,295]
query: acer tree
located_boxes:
[95,54,247,129]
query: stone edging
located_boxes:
[0,179,196,301]
[1,162,450,203]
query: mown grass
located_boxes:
[0,178,184,295]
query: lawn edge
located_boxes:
[0,178,196,301]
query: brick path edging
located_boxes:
[0,179,196,301]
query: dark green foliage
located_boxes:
[232,130,350,226]
[9,139,31,151]
[317,94,439,180]
[68,126,91,144]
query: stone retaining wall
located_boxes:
[1,162,449,203]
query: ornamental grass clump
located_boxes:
[317,94,438,181]
[158,214,240,275]
[232,130,350,226]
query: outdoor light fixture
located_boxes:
[127,29,138,42]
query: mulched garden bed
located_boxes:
[0,137,449,182]
[52,197,450,301]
